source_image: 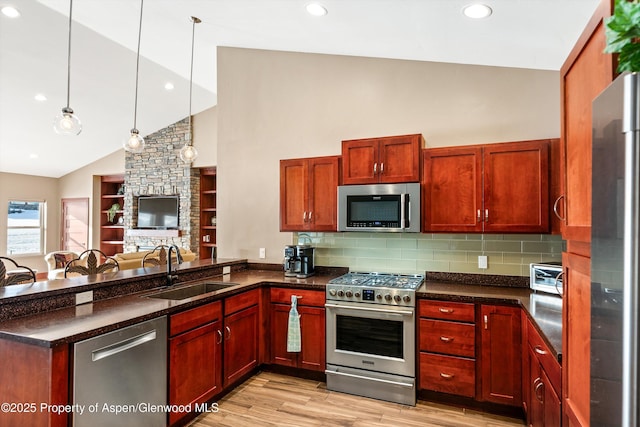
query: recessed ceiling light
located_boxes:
[1,5,20,18]
[306,3,328,17]
[29,154,38,159]
[164,82,174,90]
[463,4,492,19]
[34,94,47,102]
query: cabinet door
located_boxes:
[378,135,422,183]
[483,140,550,233]
[169,321,222,426]
[529,346,544,427]
[562,251,591,427]
[298,305,325,371]
[342,139,379,184]
[560,5,615,242]
[270,303,297,367]
[280,159,308,231]
[543,369,562,427]
[422,147,483,232]
[224,305,259,387]
[270,304,326,371]
[480,305,522,406]
[308,156,340,231]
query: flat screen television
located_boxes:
[137,196,179,229]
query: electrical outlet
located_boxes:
[478,255,488,269]
[223,266,231,275]
[259,247,266,259]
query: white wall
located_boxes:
[217,47,561,265]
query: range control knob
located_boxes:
[337,290,344,297]
[345,290,353,298]
[354,291,361,298]
[328,288,337,296]
[403,295,411,303]
[376,294,382,300]
[393,295,401,302]
[384,294,392,301]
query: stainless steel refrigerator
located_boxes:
[591,72,640,427]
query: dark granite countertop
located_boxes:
[0,267,561,365]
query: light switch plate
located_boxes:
[259,248,266,259]
[223,266,231,275]
[76,290,93,305]
[478,255,488,269]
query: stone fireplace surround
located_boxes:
[122,117,200,255]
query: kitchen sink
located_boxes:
[146,282,236,300]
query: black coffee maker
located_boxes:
[296,245,315,278]
[283,244,315,278]
[283,245,299,277]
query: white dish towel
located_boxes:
[287,295,301,352]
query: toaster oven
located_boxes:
[530,262,563,295]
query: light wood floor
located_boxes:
[188,371,525,427]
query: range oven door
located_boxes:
[325,300,415,377]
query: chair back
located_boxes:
[142,245,170,268]
[65,249,119,278]
[0,257,36,286]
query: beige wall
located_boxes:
[0,172,60,272]
[193,106,218,168]
[217,47,561,268]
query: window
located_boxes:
[7,200,45,255]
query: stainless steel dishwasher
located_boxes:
[73,316,167,427]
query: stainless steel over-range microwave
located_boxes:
[337,182,420,232]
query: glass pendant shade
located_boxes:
[180,143,198,163]
[53,107,82,135]
[124,128,145,153]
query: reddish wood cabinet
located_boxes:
[525,318,561,427]
[223,289,260,387]
[99,174,124,256]
[418,300,476,398]
[479,304,522,407]
[422,140,550,233]
[169,301,223,426]
[280,156,341,231]
[269,287,325,371]
[342,134,424,184]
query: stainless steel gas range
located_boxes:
[325,272,424,406]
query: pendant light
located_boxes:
[53,0,81,135]
[123,0,145,153]
[179,16,201,163]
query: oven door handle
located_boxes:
[325,303,413,317]
[325,369,414,389]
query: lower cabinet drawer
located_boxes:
[420,319,475,358]
[419,352,476,398]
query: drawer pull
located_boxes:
[534,345,547,356]
[439,336,454,343]
[440,372,454,379]
[438,308,454,314]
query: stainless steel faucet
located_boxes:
[167,244,183,286]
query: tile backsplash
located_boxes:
[295,232,564,277]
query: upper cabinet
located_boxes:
[280,156,341,232]
[560,0,616,243]
[341,134,424,184]
[422,140,550,233]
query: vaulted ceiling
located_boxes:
[0,0,600,178]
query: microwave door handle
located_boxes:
[401,194,410,229]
